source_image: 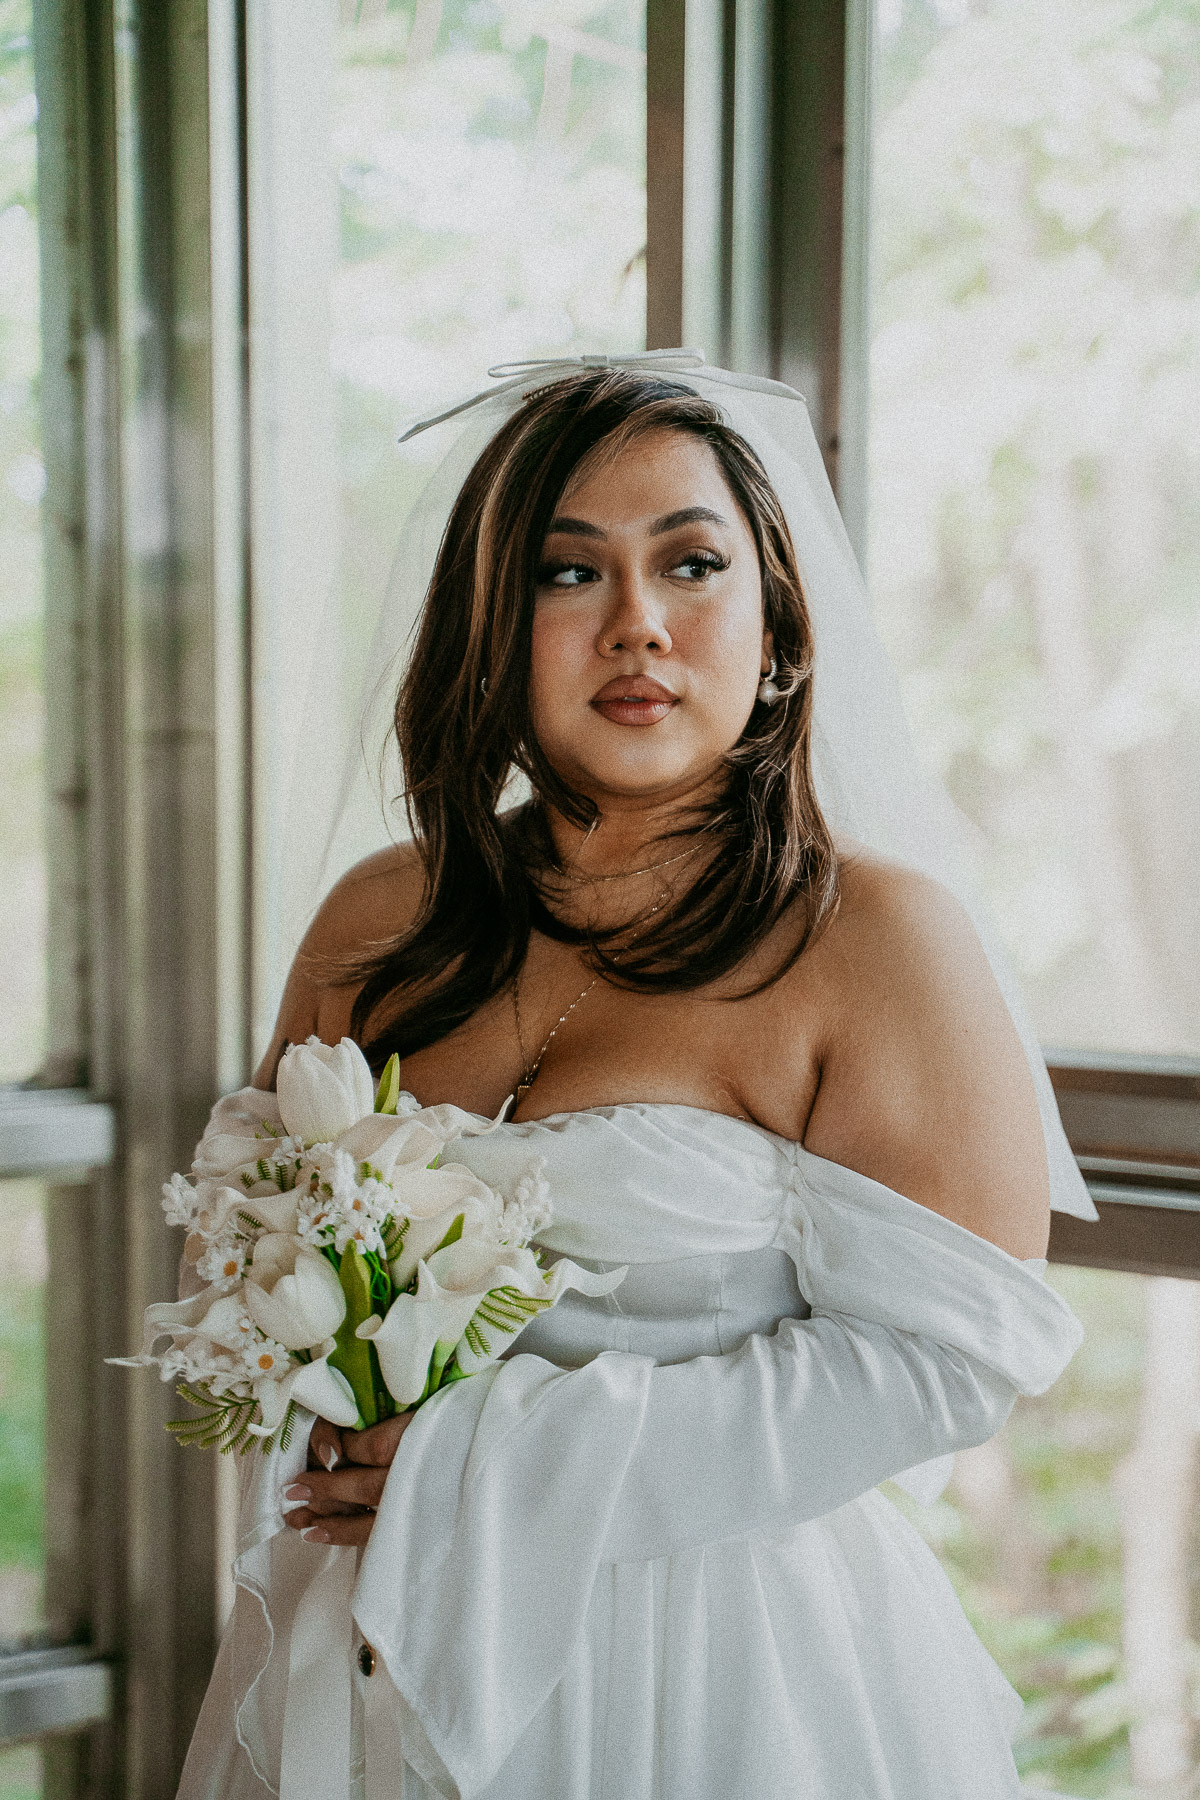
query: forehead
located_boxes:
[559,427,745,524]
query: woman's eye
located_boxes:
[669,551,729,581]
[538,561,598,587]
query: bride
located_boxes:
[180,360,1091,1799]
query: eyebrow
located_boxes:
[545,505,731,539]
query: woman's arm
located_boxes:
[252,843,426,1090]
[248,843,426,1535]
[801,855,1051,1259]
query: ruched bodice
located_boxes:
[453,1102,792,1263]
[182,1099,1084,1800]
[452,1105,812,1366]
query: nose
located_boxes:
[596,567,673,658]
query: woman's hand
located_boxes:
[282,1413,414,1547]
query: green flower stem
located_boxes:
[330,1244,379,1428]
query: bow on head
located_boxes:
[398,349,709,443]
[397,349,807,443]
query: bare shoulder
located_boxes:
[800,847,1050,1257]
[252,842,425,1089]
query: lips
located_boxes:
[590,674,679,728]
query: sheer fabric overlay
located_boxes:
[287,352,1095,1223]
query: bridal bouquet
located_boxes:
[111,1038,623,1453]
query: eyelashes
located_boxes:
[672,550,730,578]
[536,549,731,587]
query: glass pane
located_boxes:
[247,0,647,1044]
[0,1746,40,1800]
[868,0,1200,1057]
[0,1180,45,1648]
[891,1266,1200,1794]
[0,0,46,1082]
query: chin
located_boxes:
[550,744,720,803]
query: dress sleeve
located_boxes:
[351,1165,1082,1800]
[599,1160,1081,1561]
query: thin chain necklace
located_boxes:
[512,972,600,1106]
[559,839,705,886]
[511,877,675,1107]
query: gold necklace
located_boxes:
[512,973,599,1105]
[559,839,705,886]
[511,881,673,1106]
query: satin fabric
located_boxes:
[177,1099,1083,1800]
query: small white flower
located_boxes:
[162,1172,198,1228]
[196,1238,248,1287]
[241,1336,292,1380]
[499,1161,551,1247]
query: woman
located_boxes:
[180,362,1089,1800]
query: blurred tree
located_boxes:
[871,0,1200,1056]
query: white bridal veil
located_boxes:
[299,349,1095,1221]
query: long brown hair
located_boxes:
[350,370,838,1067]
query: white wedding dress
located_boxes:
[179,1097,1083,1800]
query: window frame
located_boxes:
[0,0,252,1788]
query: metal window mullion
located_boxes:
[32,9,128,1800]
[646,0,871,554]
[115,1,249,1788]
[32,0,253,1792]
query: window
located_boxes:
[868,0,1200,1062]
[865,1,1200,1785]
[2,1,649,1789]
[246,0,647,1037]
[0,3,48,1670]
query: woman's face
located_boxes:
[528,428,770,806]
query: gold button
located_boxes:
[357,1642,376,1678]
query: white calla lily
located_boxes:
[193,1292,258,1350]
[106,1289,218,1365]
[387,1167,502,1291]
[276,1036,376,1144]
[189,1183,299,1239]
[451,1252,629,1379]
[356,1262,488,1409]
[191,1087,286,1180]
[247,1339,360,1436]
[359,1235,627,1408]
[332,1113,444,1181]
[244,1234,347,1350]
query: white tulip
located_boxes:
[276,1036,376,1145]
[247,1338,360,1435]
[244,1234,347,1351]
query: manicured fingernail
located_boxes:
[302,1527,330,1544]
[284,1484,311,1502]
[319,1444,339,1471]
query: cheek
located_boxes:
[528,606,593,737]
[675,596,764,708]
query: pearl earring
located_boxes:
[756,658,780,707]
